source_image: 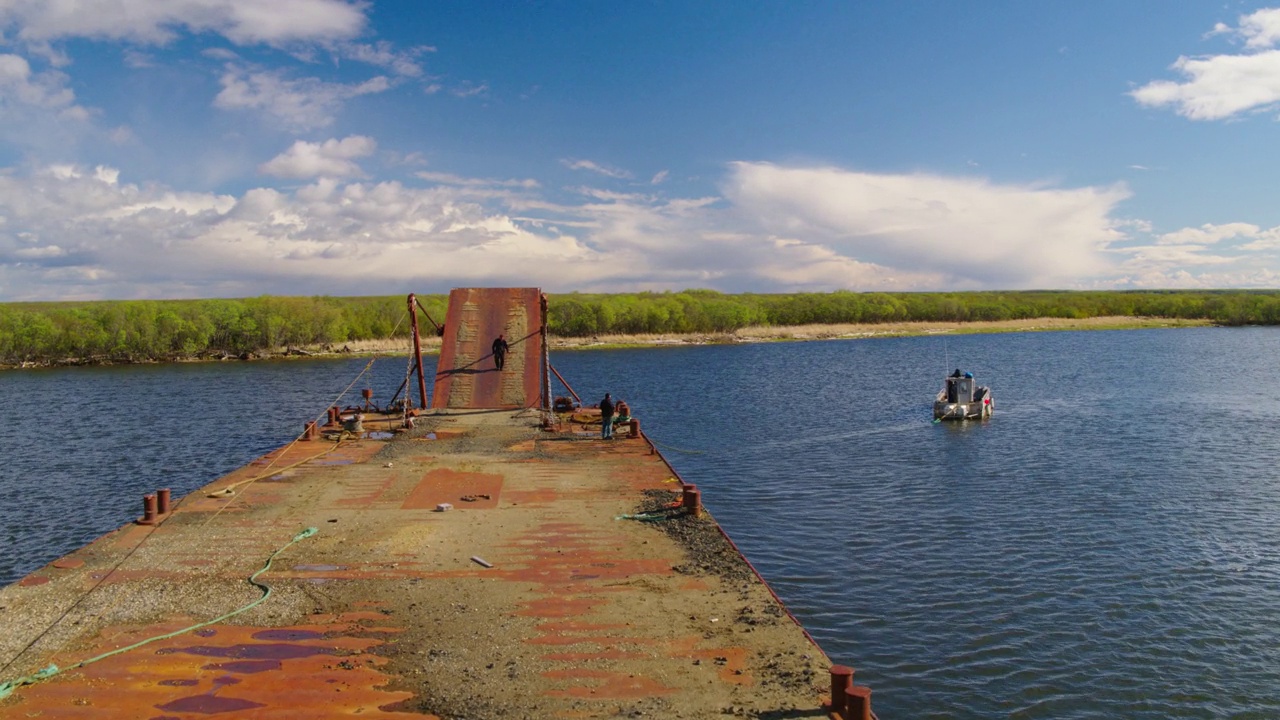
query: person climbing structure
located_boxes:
[492,334,509,370]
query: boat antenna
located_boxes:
[943,338,950,375]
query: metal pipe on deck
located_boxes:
[540,293,551,412]
[407,293,428,410]
[548,363,581,405]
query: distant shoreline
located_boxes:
[0,316,1211,370]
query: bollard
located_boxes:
[830,666,854,713]
[362,388,373,401]
[846,685,872,720]
[303,420,318,441]
[327,406,340,426]
[682,484,701,517]
[157,488,171,515]
[628,418,640,439]
[136,494,158,525]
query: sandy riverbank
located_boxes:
[334,315,1210,356]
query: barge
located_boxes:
[0,288,875,719]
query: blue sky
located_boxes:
[2,1,1280,300]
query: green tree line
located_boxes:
[2,289,1279,364]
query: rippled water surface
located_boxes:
[5,327,1280,718]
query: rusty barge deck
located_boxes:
[0,288,874,719]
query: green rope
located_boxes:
[647,437,706,455]
[0,527,317,700]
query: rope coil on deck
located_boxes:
[0,527,317,700]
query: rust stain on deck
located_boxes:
[400,468,503,510]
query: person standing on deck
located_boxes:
[600,393,615,440]
[492,334,509,370]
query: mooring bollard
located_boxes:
[628,418,640,439]
[682,484,701,517]
[327,406,340,426]
[137,494,158,525]
[830,665,854,713]
[846,685,872,720]
[157,488,171,515]
[303,420,319,441]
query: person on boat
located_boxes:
[492,334,509,370]
[600,393,615,440]
[951,368,962,378]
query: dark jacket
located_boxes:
[600,396,614,417]
[492,337,509,355]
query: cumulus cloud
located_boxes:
[0,163,601,299]
[0,53,82,112]
[260,136,376,179]
[722,162,1128,288]
[1132,8,1280,120]
[214,66,390,129]
[0,0,367,46]
[8,158,1280,300]
[1155,222,1266,246]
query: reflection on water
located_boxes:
[6,327,1280,718]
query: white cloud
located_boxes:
[0,53,81,111]
[416,171,539,189]
[722,162,1128,288]
[450,81,488,98]
[260,136,376,179]
[0,0,367,46]
[1131,50,1280,120]
[1155,222,1263,246]
[0,163,600,299]
[338,41,431,77]
[8,159,1280,300]
[214,66,391,129]
[561,159,632,180]
[1236,8,1280,49]
[650,170,668,185]
[1132,8,1280,120]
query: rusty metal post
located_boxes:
[830,666,853,715]
[846,685,872,720]
[408,293,428,410]
[157,488,171,515]
[327,406,340,426]
[540,293,551,413]
[137,494,158,525]
[628,418,640,439]
[304,421,318,440]
[682,485,701,517]
[361,388,373,410]
[548,363,582,405]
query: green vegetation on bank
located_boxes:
[1,289,1277,364]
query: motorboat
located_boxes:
[934,369,993,421]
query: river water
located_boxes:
[4,327,1280,718]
